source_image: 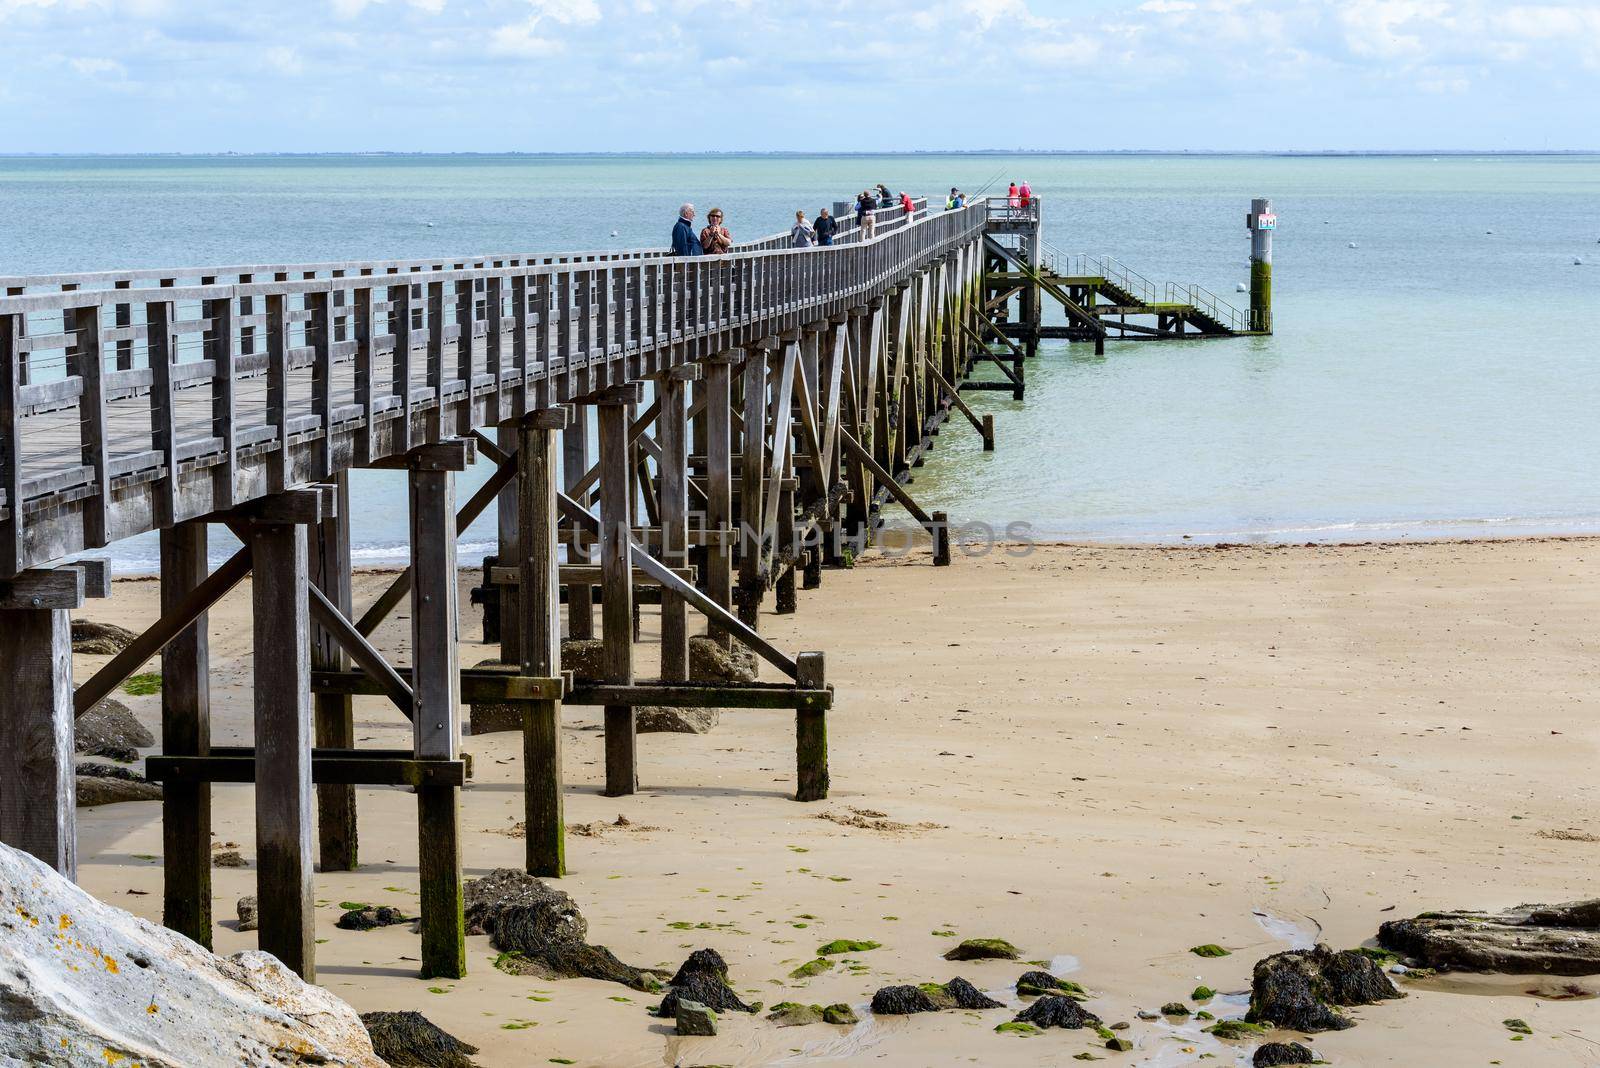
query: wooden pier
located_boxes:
[0,192,1262,981]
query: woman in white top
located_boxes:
[790,210,816,248]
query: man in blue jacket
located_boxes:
[672,204,703,256]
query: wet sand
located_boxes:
[74,538,1600,1066]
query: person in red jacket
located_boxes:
[900,191,914,215]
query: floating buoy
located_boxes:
[611,230,619,237]
[1348,242,1358,249]
[1577,257,1585,266]
[1235,282,1247,292]
[424,222,434,227]
[1485,229,1494,235]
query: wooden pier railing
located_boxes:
[0,197,947,576]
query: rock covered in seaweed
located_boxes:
[1012,993,1101,1029]
[656,948,756,1017]
[337,905,414,931]
[1246,944,1402,1032]
[689,634,758,682]
[360,1010,479,1067]
[1378,900,1600,976]
[1253,1041,1317,1066]
[463,868,586,940]
[942,937,1019,961]
[72,619,138,655]
[236,895,258,933]
[1015,970,1085,998]
[871,984,942,1015]
[0,842,384,1066]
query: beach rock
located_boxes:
[76,696,155,757]
[657,948,755,1017]
[236,896,258,933]
[1247,944,1402,1032]
[767,1002,827,1027]
[337,905,413,931]
[942,976,1004,1010]
[212,849,247,868]
[823,1003,858,1025]
[72,618,138,655]
[635,705,720,734]
[1015,970,1086,998]
[561,638,605,681]
[465,658,521,735]
[76,762,162,807]
[870,984,941,1015]
[689,635,757,682]
[0,841,384,1066]
[1253,1042,1317,1067]
[1161,1001,1190,1016]
[1378,901,1600,976]
[360,1010,478,1067]
[674,999,717,1037]
[1012,994,1101,1030]
[943,937,1019,961]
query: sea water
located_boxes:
[3,152,1596,566]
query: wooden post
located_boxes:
[0,572,80,877]
[738,349,767,628]
[309,475,357,872]
[563,406,594,640]
[658,369,691,681]
[596,390,636,797]
[409,446,467,980]
[702,354,735,648]
[794,652,827,802]
[519,410,567,877]
[160,521,213,944]
[249,515,315,980]
[932,509,951,566]
[982,413,995,452]
[496,424,523,664]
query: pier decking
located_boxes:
[0,192,1262,983]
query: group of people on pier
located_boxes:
[669,183,918,256]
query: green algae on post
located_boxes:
[1189,944,1230,958]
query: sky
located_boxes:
[0,0,1597,153]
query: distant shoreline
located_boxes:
[3,149,1598,160]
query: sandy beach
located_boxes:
[72,538,1600,1066]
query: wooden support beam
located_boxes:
[409,457,466,980]
[658,372,689,682]
[517,409,566,878]
[738,350,767,627]
[0,589,76,877]
[147,751,467,787]
[702,354,736,647]
[160,522,212,946]
[496,424,522,666]
[312,667,557,703]
[309,474,357,873]
[248,517,315,981]
[489,564,696,587]
[596,397,636,797]
[562,406,594,640]
[795,652,828,802]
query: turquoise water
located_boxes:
[3,153,1597,563]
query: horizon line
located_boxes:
[2,149,1597,160]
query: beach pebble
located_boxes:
[675,999,718,1036]
[1388,963,1408,974]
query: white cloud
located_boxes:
[490,17,563,57]
[68,55,124,76]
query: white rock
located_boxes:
[0,842,384,1067]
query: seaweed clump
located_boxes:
[467,868,653,990]
[1012,994,1101,1030]
[360,1011,479,1068]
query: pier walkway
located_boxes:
[0,192,1263,984]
